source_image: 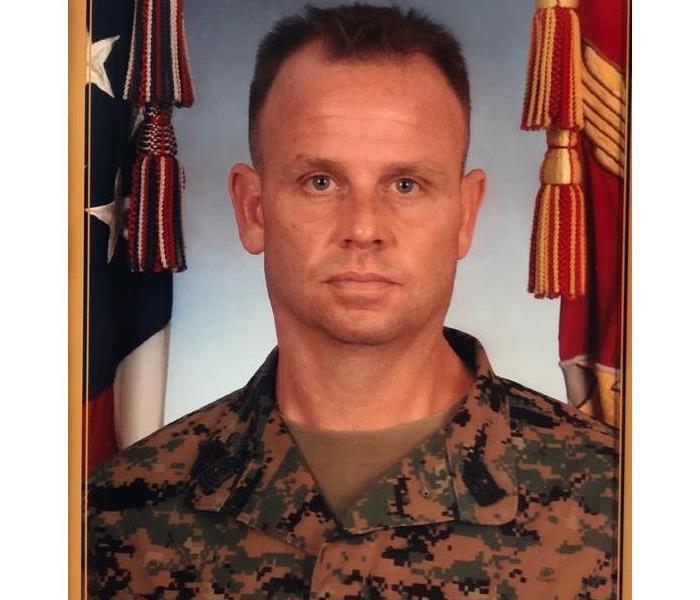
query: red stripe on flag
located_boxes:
[85,385,118,472]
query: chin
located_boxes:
[315,310,415,346]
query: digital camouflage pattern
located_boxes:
[88,328,618,599]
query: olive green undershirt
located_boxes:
[283,399,463,520]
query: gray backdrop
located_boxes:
[166,0,565,424]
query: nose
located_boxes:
[336,189,388,250]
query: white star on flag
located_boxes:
[87,34,120,97]
[86,171,126,263]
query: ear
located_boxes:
[229,163,265,255]
[457,168,486,259]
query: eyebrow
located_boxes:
[282,154,451,180]
[282,155,341,176]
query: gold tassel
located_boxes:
[522,0,584,130]
[528,130,587,299]
[522,0,587,299]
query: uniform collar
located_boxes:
[188,327,518,554]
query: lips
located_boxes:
[325,271,397,284]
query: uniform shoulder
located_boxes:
[499,378,619,587]
[88,387,246,490]
[502,377,619,528]
[502,376,618,451]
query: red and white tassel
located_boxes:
[123,0,194,272]
[528,130,586,298]
[128,106,186,272]
[123,0,195,107]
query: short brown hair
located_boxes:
[248,3,471,165]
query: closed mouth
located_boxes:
[325,272,397,284]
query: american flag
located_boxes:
[85,0,192,470]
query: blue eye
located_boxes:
[395,178,416,194]
[310,175,332,191]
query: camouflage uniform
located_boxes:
[88,328,618,599]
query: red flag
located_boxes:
[522,0,628,427]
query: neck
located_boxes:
[275,320,473,431]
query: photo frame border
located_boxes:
[67,1,633,597]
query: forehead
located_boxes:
[256,42,468,168]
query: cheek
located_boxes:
[408,214,462,268]
[407,218,462,297]
[267,224,303,273]
[263,210,327,284]
[265,188,339,255]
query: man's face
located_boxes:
[231,42,484,345]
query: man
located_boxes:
[88,5,618,599]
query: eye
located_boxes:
[394,178,417,194]
[308,174,333,191]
